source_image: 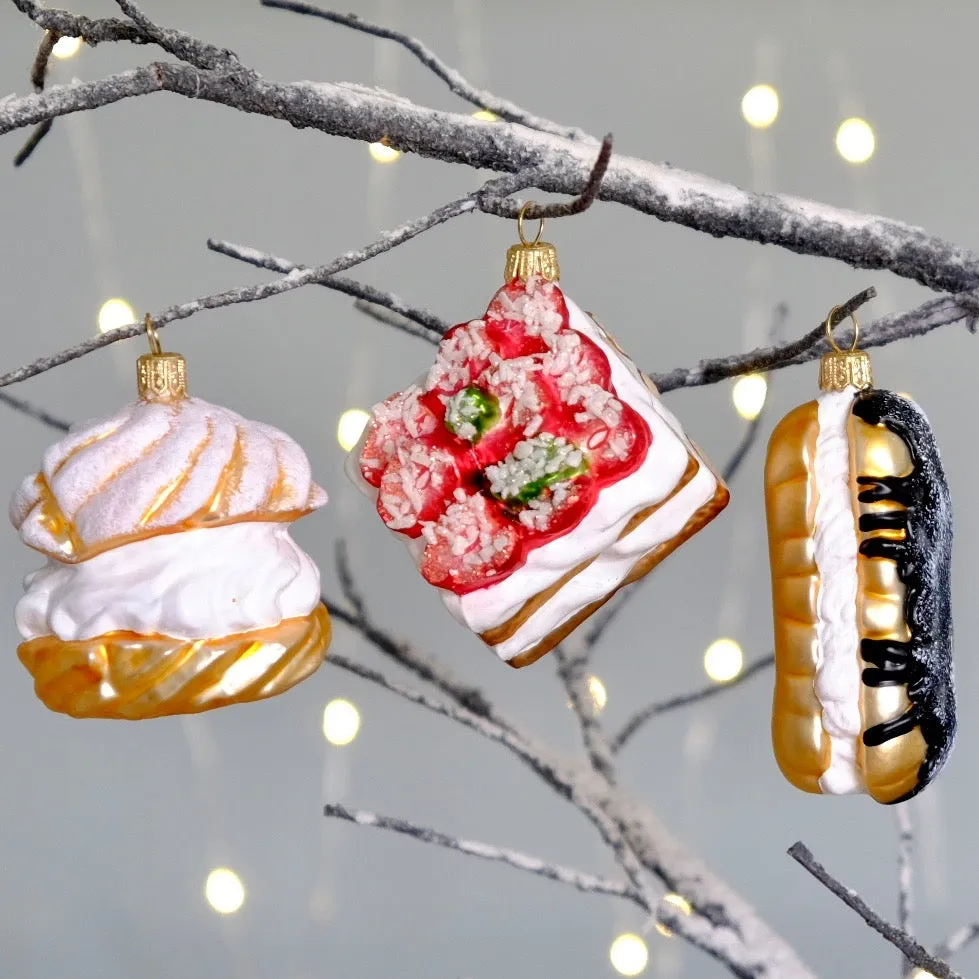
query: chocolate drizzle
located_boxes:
[851,389,955,802]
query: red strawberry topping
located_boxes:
[359,277,651,595]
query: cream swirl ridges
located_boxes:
[10,396,328,562]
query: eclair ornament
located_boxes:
[765,301,954,803]
[11,318,331,719]
[348,205,729,666]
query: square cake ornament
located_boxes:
[347,245,729,667]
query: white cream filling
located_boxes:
[812,388,865,795]
[16,521,321,643]
[347,297,718,661]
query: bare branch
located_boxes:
[612,654,774,754]
[207,238,447,342]
[13,28,59,166]
[788,842,961,979]
[4,61,979,295]
[323,802,638,903]
[896,805,915,976]
[478,133,614,219]
[0,390,71,432]
[258,0,589,141]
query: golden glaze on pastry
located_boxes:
[18,604,330,720]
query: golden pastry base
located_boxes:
[18,604,331,720]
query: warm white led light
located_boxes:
[655,892,693,938]
[322,699,361,746]
[836,118,875,164]
[587,675,607,712]
[205,868,245,915]
[337,408,370,452]
[741,84,779,128]
[97,298,135,334]
[368,141,401,163]
[704,638,744,683]
[52,36,82,59]
[609,933,648,976]
[732,374,768,420]
[472,109,498,122]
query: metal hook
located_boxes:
[824,305,860,353]
[517,201,545,246]
[144,313,162,356]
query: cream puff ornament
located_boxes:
[348,211,729,666]
[765,303,954,803]
[11,320,331,719]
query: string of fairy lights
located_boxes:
[41,31,888,976]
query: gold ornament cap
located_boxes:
[818,305,873,392]
[504,202,560,283]
[137,314,187,401]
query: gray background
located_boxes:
[1,1,977,976]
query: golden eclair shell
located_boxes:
[766,388,954,804]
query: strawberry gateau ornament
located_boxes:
[348,206,730,667]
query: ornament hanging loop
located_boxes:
[144,313,163,356]
[505,200,560,284]
[137,313,188,402]
[819,302,873,392]
[517,202,545,247]
[824,305,860,353]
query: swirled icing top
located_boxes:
[11,396,327,563]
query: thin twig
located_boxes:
[0,172,539,389]
[112,0,243,70]
[553,638,617,783]
[258,0,589,141]
[897,804,915,976]
[612,654,774,754]
[326,578,499,724]
[13,29,59,166]
[935,923,979,961]
[323,803,639,903]
[11,0,147,46]
[478,133,614,219]
[788,842,961,979]
[207,238,447,341]
[0,391,72,431]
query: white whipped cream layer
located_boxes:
[16,521,321,643]
[348,295,719,662]
[812,388,865,795]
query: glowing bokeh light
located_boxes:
[655,892,693,938]
[337,408,370,452]
[472,109,498,122]
[368,141,401,164]
[704,638,744,683]
[835,118,875,164]
[741,84,779,128]
[204,868,245,915]
[732,373,768,420]
[52,36,82,59]
[97,297,135,334]
[587,675,608,712]
[322,698,361,746]
[610,933,648,976]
